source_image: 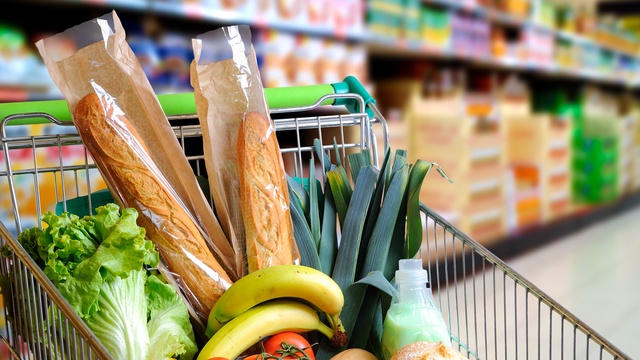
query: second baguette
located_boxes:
[237,111,296,273]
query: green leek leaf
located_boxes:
[331,166,377,292]
[288,186,322,271]
[286,175,309,217]
[358,147,392,276]
[348,287,378,349]
[333,138,342,167]
[318,180,337,276]
[385,183,409,280]
[327,165,352,228]
[405,159,433,258]
[347,149,372,184]
[368,299,385,360]
[360,164,409,278]
[309,158,322,249]
[314,138,333,172]
[388,150,407,190]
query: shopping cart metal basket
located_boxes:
[0,78,631,359]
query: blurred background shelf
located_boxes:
[2,0,640,253]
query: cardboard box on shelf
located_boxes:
[341,42,369,85]
[505,163,543,231]
[405,99,508,246]
[268,0,306,25]
[254,29,297,87]
[304,0,333,31]
[618,112,639,196]
[294,34,324,86]
[505,114,573,225]
[317,38,346,84]
[331,0,365,37]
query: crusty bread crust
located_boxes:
[390,342,468,360]
[237,111,295,273]
[74,93,233,321]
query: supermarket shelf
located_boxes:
[423,0,639,57]
[366,36,639,88]
[32,0,150,10]
[149,1,367,41]
[27,0,367,41]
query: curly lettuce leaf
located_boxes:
[16,226,45,267]
[146,274,198,360]
[16,203,196,360]
[37,211,98,284]
[48,203,157,318]
[84,270,149,360]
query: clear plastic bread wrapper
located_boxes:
[35,11,238,330]
[191,25,300,275]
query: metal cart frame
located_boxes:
[0,92,631,359]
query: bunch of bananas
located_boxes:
[197,264,348,360]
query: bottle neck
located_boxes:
[395,282,435,306]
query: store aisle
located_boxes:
[503,205,640,359]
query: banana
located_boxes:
[196,299,347,360]
[206,264,345,338]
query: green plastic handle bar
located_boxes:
[333,75,376,117]
[0,93,201,126]
[0,99,73,125]
[264,84,335,109]
[0,76,375,126]
[265,77,375,115]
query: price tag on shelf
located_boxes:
[183,3,204,19]
[254,12,269,29]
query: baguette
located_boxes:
[237,111,296,273]
[390,342,469,360]
[73,93,233,322]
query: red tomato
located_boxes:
[263,332,315,359]
[242,356,263,360]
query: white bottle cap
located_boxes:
[396,259,428,285]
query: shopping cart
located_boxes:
[0,78,631,360]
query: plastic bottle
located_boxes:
[381,259,452,360]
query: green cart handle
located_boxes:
[0,76,375,126]
[266,76,376,117]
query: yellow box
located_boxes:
[405,96,508,247]
[505,115,573,224]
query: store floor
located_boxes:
[501,205,640,359]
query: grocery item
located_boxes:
[329,348,378,360]
[389,341,468,360]
[262,331,316,359]
[238,111,296,272]
[205,264,345,339]
[191,25,299,276]
[197,299,345,360]
[14,204,198,360]
[35,11,237,329]
[73,93,234,324]
[286,142,450,359]
[381,259,451,360]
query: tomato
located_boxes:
[243,356,264,360]
[262,332,315,360]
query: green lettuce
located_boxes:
[146,274,198,360]
[17,203,197,360]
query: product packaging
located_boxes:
[254,29,297,87]
[190,25,300,275]
[35,11,237,331]
[381,259,451,359]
